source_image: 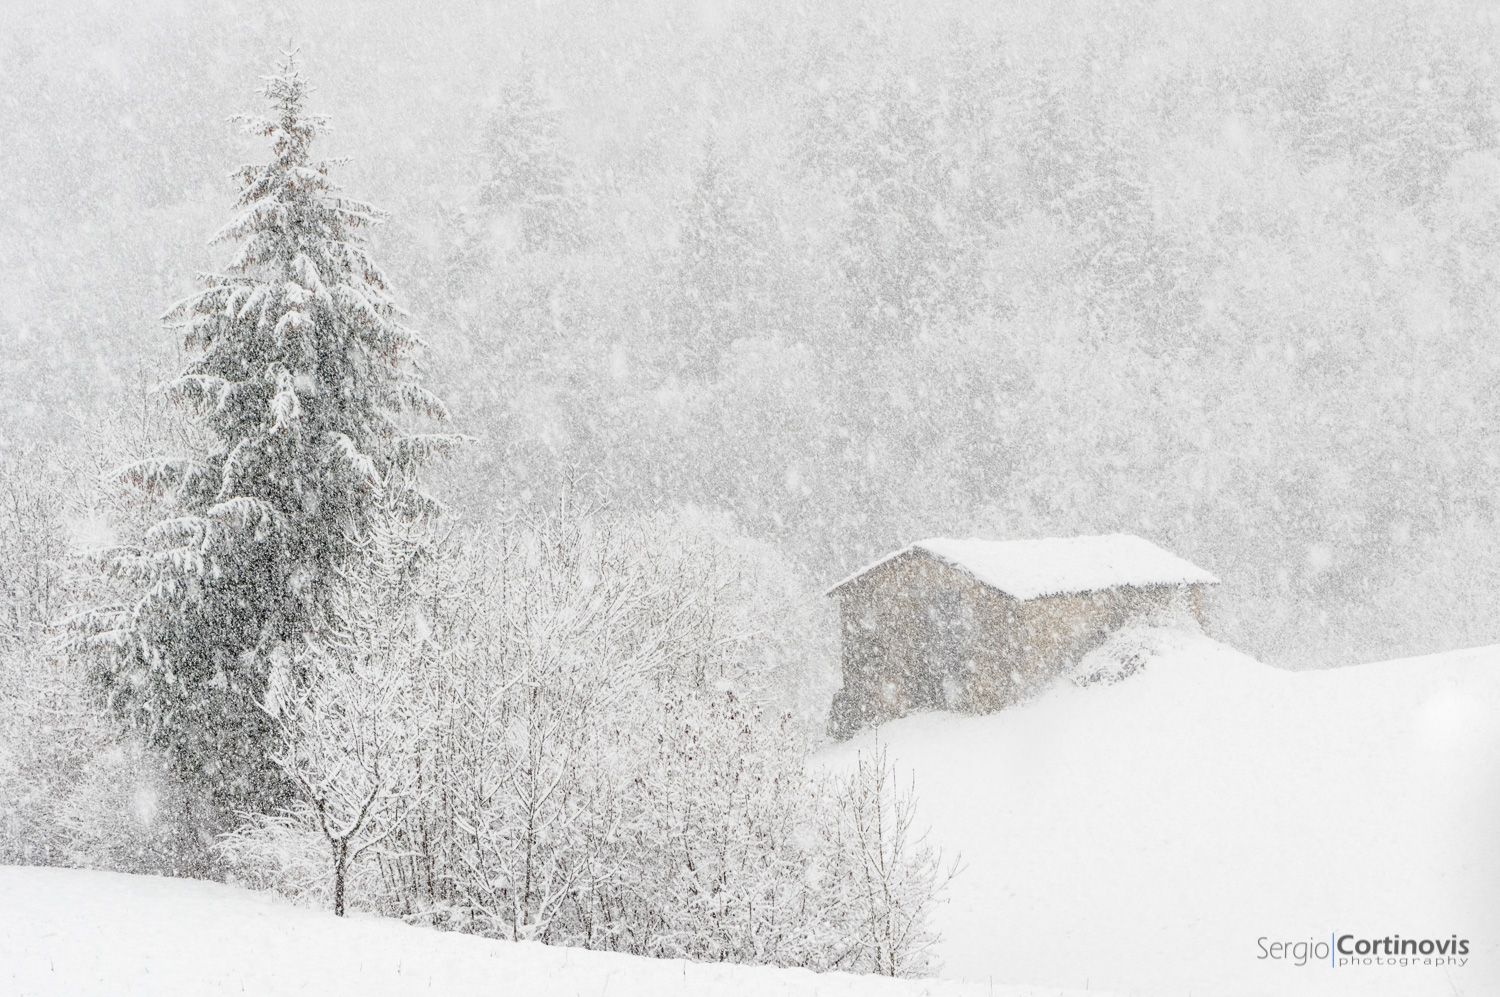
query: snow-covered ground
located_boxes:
[0,865,1100,997]
[823,634,1500,997]
[3,634,1495,997]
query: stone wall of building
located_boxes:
[828,551,1209,738]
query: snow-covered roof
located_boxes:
[826,534,1219,601]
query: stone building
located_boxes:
[826,534,1218,737]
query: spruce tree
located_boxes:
[477,69,583,254]
[85,56,456,810]
[672,137,766,377]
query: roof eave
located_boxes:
[825,537,1221,599]
[823,544,917,597]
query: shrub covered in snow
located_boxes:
[219,503,949,976]
[1068,603,1203,689]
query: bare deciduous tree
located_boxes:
[271,651,421,916]
[266,519,435,916]
[828,738,960,977]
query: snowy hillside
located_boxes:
[823,634,1500,997]
[0,865,1103,997]
[3,636,1495,997]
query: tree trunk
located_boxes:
[334,839,348,916]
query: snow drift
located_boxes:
[823,632,1500,996]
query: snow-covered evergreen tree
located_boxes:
[799,59,983,344]
[477,69,584,254]
[84,56,457,810]
[670,137,770,377]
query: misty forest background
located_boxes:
[6,0,1500,675]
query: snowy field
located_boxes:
[0,865,1100,997]
[3,635,1495,997]
[824,634,1500,996]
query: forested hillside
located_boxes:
[4,0,1499,667]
